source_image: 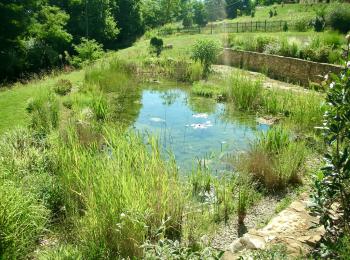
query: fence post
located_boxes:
[251,21,253,32]
[265,20,267,32]
[236,22,238,33]
[211,23,213,34]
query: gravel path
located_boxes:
[210,196,279,250]
[212,65,321,95]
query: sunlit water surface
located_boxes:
[132,87,268,172]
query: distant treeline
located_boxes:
[0,0,270,82]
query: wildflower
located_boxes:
[330,82,335,89]
[120,213,126,218]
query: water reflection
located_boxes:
[132,87,268,172]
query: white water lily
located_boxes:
[192,113,208,119]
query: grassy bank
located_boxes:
[0,30,326,258]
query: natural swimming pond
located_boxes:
[132,85,269,172]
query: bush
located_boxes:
[294,18,310,32]
[53,79,72,96]
[191,39,221,79]
[150,37,164,57]
[0,182,49,259]
[71,38,104,68]
[282,22,288,32]
[327,4,350,34]
[313,16,325,32]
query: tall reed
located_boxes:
[56,126,185,258]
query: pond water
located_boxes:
[132,85,269,172]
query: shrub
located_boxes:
[0,182,49,259]
[71,38,104,68]
[313,16,325,32]
[150,37,164,57]
[143,238,223,259]
[282,22,288,32]
[191,39,221,79]
[312,45,350,257]
[294,18,310,32]
[327,3,350,34]
[53,79,72,96]
[256,36,274,52]
[269,9,273,18]
[26,91,60,136]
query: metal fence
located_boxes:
[157,20,294,36]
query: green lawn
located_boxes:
[217,3,330,23]
[0,70,84,135]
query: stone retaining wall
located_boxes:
[217,48,343,86]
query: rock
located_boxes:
[164,44,173,49]
[241,234,266,250]
[200,235,210,246]
[227,239,245,253]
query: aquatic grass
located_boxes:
[191,81,223,99]
[191,70,325,131]
[84,59,136,93]
[239,127,309,192]
[56,126,185,258]
[225,73,263,111]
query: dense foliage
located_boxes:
[191,39,220,79]
[312,36,350,258]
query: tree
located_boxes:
[205,0,226,21]
[111,0,144,46]
[51,0,119,46]
[0,0,42,80]
[28,5,73,69]
[182,14,193,28]
[193,1,208,26]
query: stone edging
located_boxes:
[217,48,343,87]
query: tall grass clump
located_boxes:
[84,59,136,93]
[26,91,59,136]
[0,181,49,259]
[225,73,263,111]
[56,126,185,258]
[0,129,61,216]
[239,127,308,192]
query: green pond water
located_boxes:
[131,85,269,172]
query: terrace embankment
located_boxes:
[217,48,342,86]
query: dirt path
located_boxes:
[213,65,320,95]
[222,193,325,259]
